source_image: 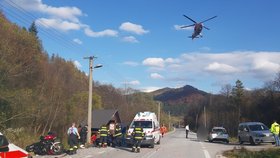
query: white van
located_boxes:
[126,111,161,148]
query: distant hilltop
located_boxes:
[150,85,208,105]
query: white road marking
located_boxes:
[200,142,211,158]
[203,149,211,158]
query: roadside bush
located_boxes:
[2,128,39,149]
[224,147,280,158]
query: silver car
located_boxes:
[238,122,275,145]
[208,127,229,143]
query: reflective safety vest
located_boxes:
[114,125,122,137]
[132,127,144,140]
[271,122,280,135]
[99,125,109,137]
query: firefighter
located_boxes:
[132,125,145,152]
[98,124,109,148]
[112,123,122,147]
[67,122,80,154]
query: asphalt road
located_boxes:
[34,128,275,158]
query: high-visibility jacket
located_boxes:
[114,125,122,137]
[270,122,280,135]
[132,127,144,140]
[99,125,109,137]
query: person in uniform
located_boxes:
[132,125,144,152]
[98,124,109,147]
[67,122,80,154]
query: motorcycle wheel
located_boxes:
[50,142,64,155]
[26,144,34,152]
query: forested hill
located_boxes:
[0,11,89,139]
[0,12,163,147]
[152,85,207,104]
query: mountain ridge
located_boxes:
[150,85,208,105]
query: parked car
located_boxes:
[238,122,275,145]
[208,127,229,143]
[0,132,31,158]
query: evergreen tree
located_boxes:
[28,21,38,37]
[231,79,244,123]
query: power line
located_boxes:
[1,0,131,89]
[1,1,83,53]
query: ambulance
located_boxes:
[0,132,31,158]
[126,111,161,148]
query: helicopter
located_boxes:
[181,15,217,40]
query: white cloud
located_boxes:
[140,86,163,93]
[142,57,181,70]
[84,27,118,37]
[122,61,139,67]
[150,73,164,79]
[9,0,118,38]
[119,22,149,35]
[252,58,280,73]
[142,51,280,90]
[10,0,83,23]
[142,58,165,68]
[36,18,81,31]
[73,38,82,45]
[205,62,239,74]
[73,60,82,68]
[122,36,139,43]
[126,80,140,86]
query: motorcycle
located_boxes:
[26,132,64,155]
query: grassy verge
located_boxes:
[223,147,280,158]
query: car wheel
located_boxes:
[238,137,243,144]
[157,138,160,145]
[249,137,255,145]
[150,141,154,148]
[225,140,229,144]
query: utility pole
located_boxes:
[84,56,94,145]
[158,102,161,125]
[168,111,171,130]
[204,106,206,128]
[84,56,102,144]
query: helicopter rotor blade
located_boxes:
[203,26,210,30]
[183,15,197,24]
[200,16,217,24]
[181,24,195,28]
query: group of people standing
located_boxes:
[97,123,123,148]
[66,122,125,154]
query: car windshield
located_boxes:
[248,124,269,131]
[0,135,9,147]
[212,128,226,133]
[130,121,152,129]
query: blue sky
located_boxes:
[1,0,280,93]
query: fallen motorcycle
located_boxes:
[26,132,63,155]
